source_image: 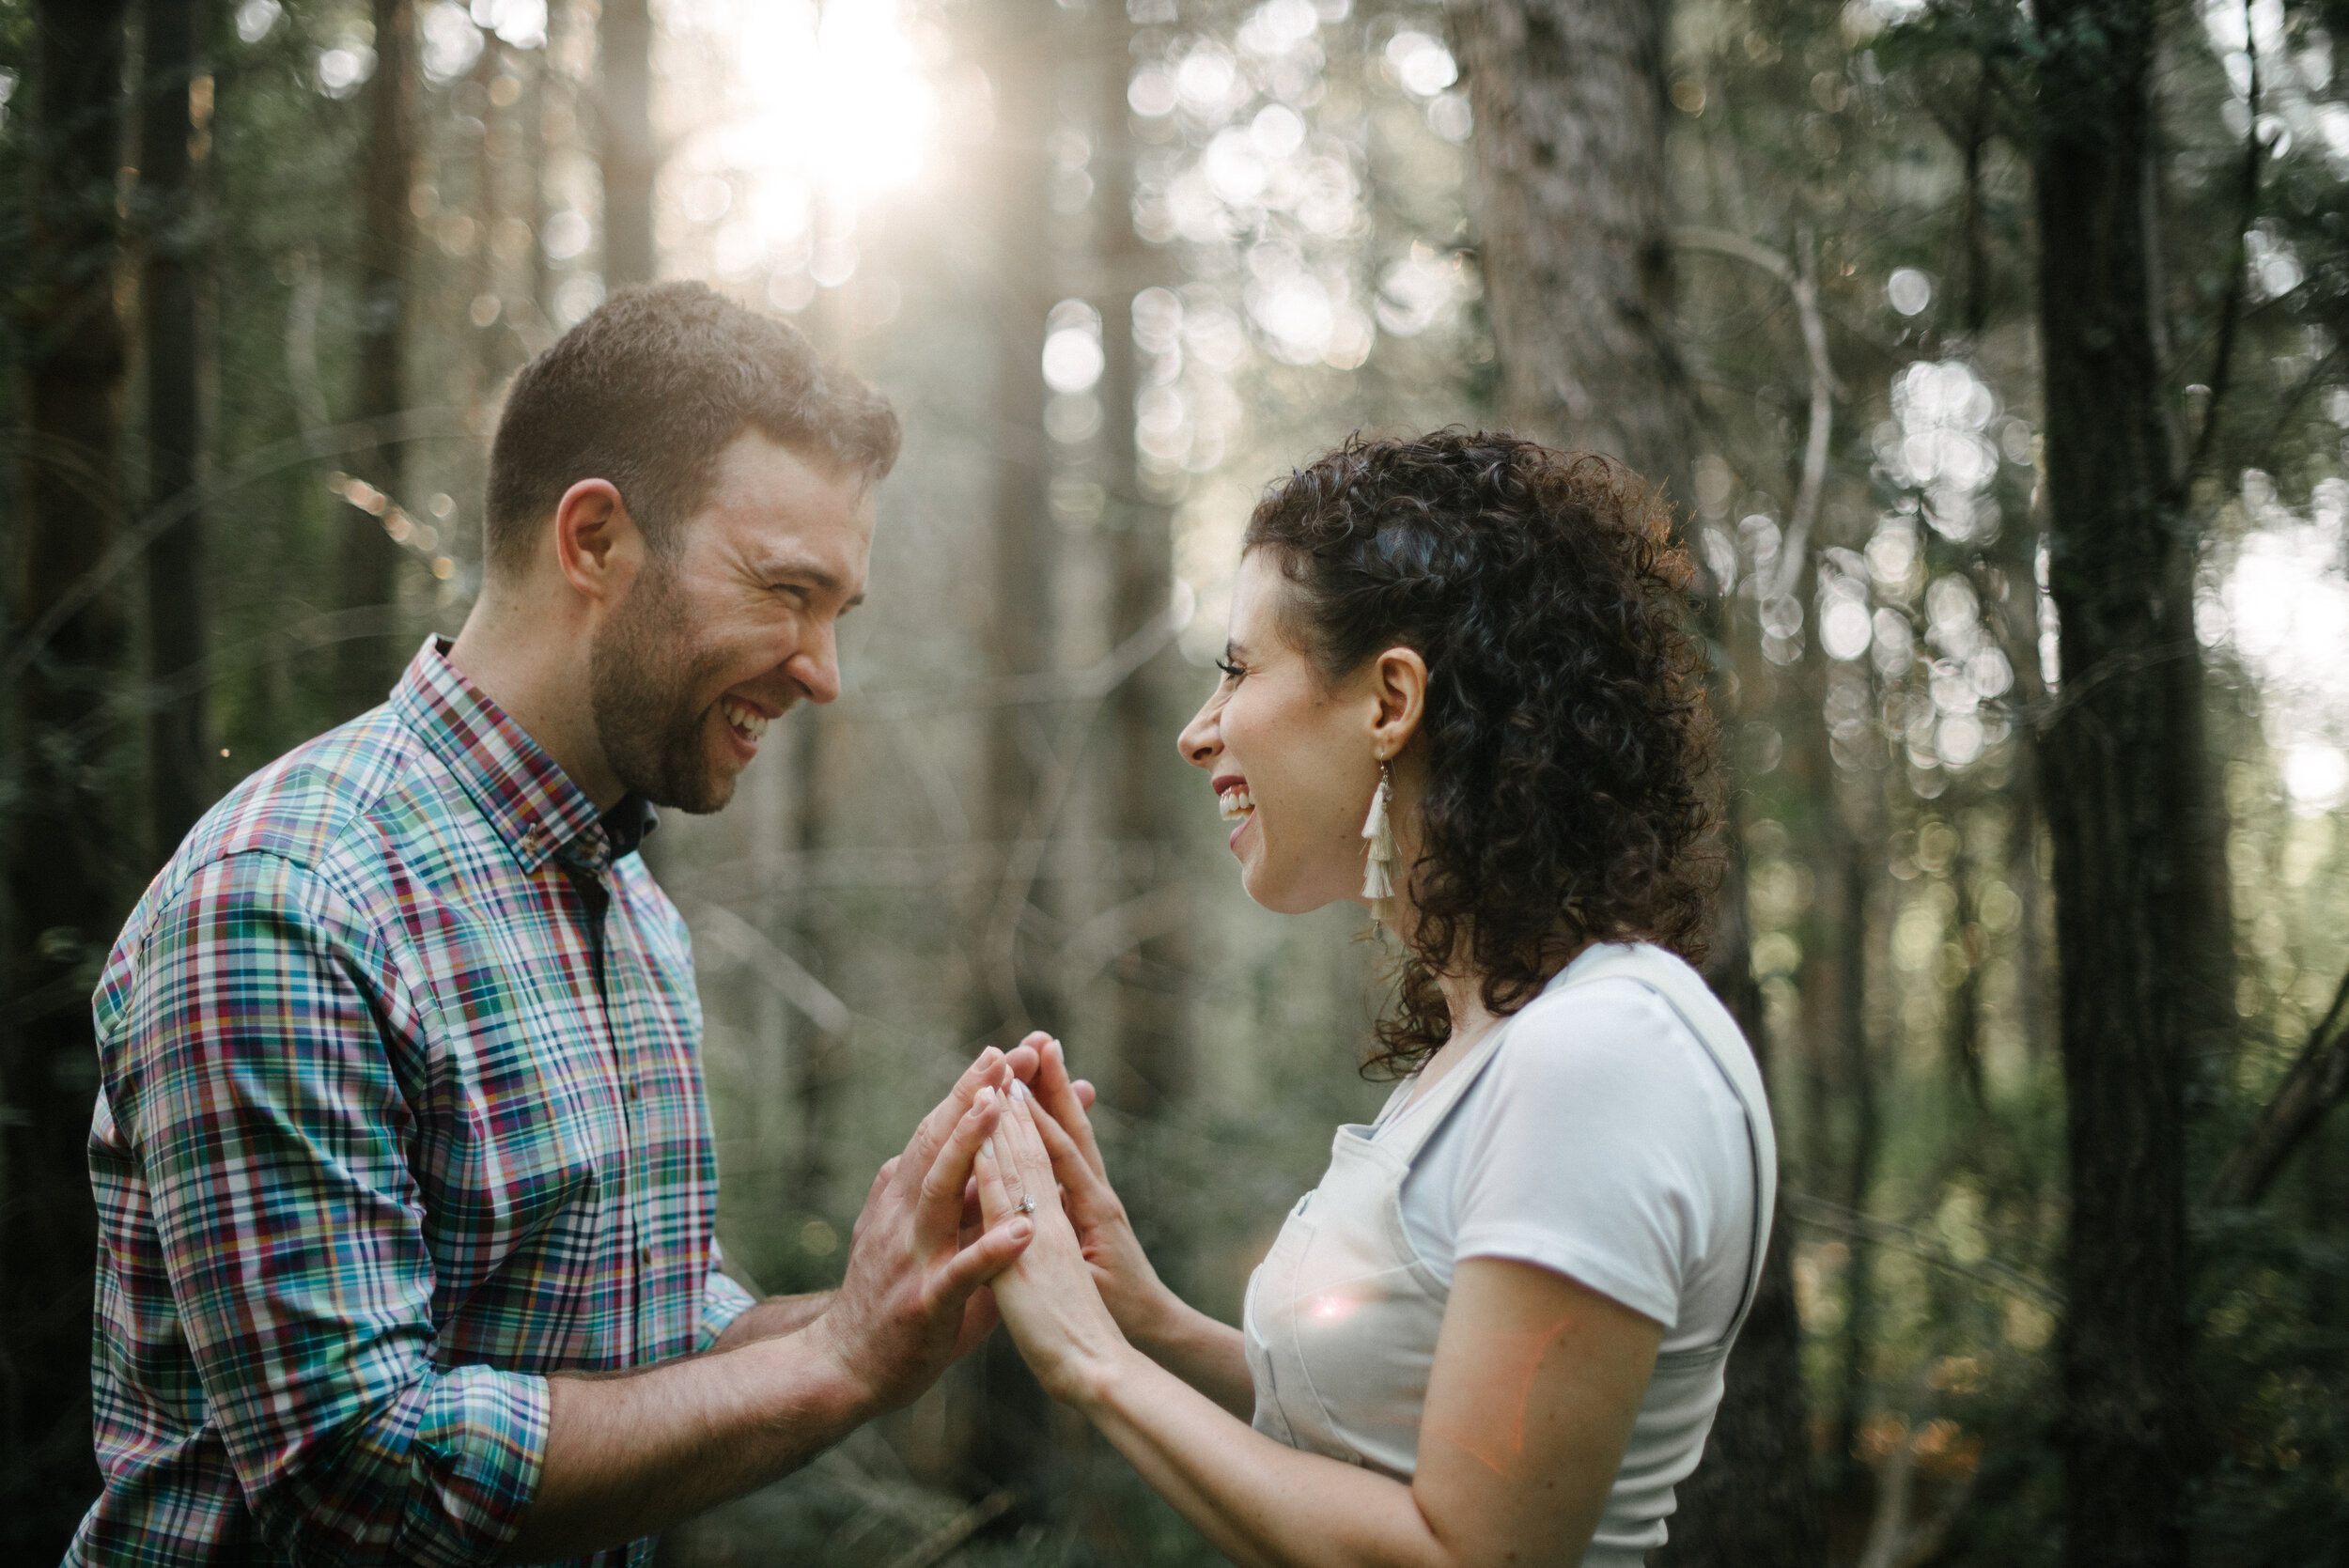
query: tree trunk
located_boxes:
[1447,0,1689,481]
[1448,4,1817,1561]
[2031,3,2199,1562]
[968,0,1061,1520]
[599,0,655,288]
[4,0,132,1550]
[143,0,211,856]
[976,0,1059,1052]
[1831,852,1880,1485]
[332,0,415,718]
[1094,8,1185,1126]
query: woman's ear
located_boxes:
[1370,644,1428,757]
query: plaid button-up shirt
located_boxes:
[71,639,754,1568]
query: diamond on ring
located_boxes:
[1017,1194,1037,1215]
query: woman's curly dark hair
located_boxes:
[1244,429,1723,1078]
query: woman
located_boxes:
[974,430,1775,1568]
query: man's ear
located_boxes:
[1369,645,1428,757]
[551,479,643,607]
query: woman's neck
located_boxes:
[1434,970,1498,1046]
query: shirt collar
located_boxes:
[391,637,619,876]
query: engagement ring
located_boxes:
[1017,1194,1037,1215]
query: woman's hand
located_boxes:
[972,1081,1138,1408]
[1023,1037,1187,1349]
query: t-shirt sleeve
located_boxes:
[1446,979,1751,1335]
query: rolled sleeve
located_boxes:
[697,1251,758,1351]
[113,852,548,1567]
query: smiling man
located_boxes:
[71,284,1040,1568]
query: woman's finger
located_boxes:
[1034,1038,1110,1181]
[1003,1083,1063,1197]
[1029,1097,1112,1206]
[917,1088,1003,1250]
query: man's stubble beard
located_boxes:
[589,558,741,815]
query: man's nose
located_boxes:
[788,623,843,706]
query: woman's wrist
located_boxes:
[1114,1278,1195,1359]
[1054,1338,1157,1417]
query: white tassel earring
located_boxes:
[1361,759,1395,933]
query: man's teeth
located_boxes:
[1218,786,1255,821]
[720,698,770,742]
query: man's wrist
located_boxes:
[790,1306,885,1425]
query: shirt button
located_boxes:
[638,1243,653,1266]
[627,1080,641,1099]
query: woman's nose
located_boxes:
[1175,700,1220,768]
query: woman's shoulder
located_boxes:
[1466,944,1753,1162]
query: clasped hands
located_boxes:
[804,1031,1170,1420]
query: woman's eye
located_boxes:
[1215,660,1246,684]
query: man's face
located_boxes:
[589,430,873,814]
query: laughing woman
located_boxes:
[974,430,1777,1568]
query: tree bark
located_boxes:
[598,0,655,287]
[968,0,1061,1519]
[332,0,416,718]
[2030,3,2199,1562]
[1446,0,1691,480]
[142,0,211,855]
[1447,4,1816,1560]
[1095,8,1186,1125]
[4,0,132,1550]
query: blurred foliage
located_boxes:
[3,0,2349,1562]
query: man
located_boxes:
[70,283,1046,1566]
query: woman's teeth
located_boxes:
[1218,785,1254,821]
[721,698,770,743]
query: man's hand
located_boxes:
[802,1047,1039,1412]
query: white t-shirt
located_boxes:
[1382,950,1757,1355]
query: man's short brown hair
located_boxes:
[485,281,901,574]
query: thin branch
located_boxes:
[1672,225,1840,603]
[689,901,856,1039]
[2206,959,2349,1207]
[1783,1191,2062,1310]
[2186,40,2263,487]
[1777,227,1836,603]
[881,1488,1017,1568]
[2,407,470,684]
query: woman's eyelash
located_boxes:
[1215,660,1245,681]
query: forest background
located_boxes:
[5,0,2349,1564]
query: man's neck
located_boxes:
[446,598,627,811]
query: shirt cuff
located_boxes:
[698,1264,759,1351]
[395,1363,551,1568]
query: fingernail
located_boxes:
[1012,1079,1032,1103]
[975,1086,995,1110]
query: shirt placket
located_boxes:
[555,833,650,1369]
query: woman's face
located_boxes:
[1176,550,1389,914]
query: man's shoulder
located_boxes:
[184,706,427,873]
[120,705,457,955]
